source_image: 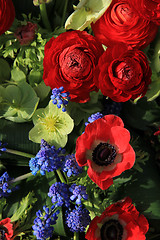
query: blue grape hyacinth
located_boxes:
[51,86,70,112]
[29,139,65,175]
[62,154,82,177]
[85,112,103,127]
[32,205,59,240]
[48,182,70,208]
[65,205,91,232]
[69,184,88,205]
[0,172,17,198]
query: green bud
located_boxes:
[33,0,52,6]
[65,0,112,31]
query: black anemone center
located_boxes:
[92,143,117,166]
[100,219,123,240]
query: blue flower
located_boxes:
[0,141,7,156]
[0,172,17,198]
[29,139,65,175]
[32,205,59,240]
[51,86,70,112]
[62,154,82,177]
[65,205,91,232]
[69,184,88,205]
[85,112,103,127]
[48,182,70,208]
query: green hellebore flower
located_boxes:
[29,100,74,148]
[65,0,112,31]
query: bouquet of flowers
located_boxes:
[0,0,160,239]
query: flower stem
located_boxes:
[74,232,79,240]
[39,3,52,31]
[56,169,66,183]
[5,148,35,158]
[61,0,69,27]
[10,172,33,183]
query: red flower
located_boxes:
[75,115,135,190]
[0,0,15,35]
[0,218,13,240]
[128,0,160,25]
[14,22,38,46]
[94,44,152,102]
[154,126,160,136]
[43,30,104,103]
[91,0,158,49]
[85,197,149,240]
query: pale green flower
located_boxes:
[65,0,112,31]
[29,100,74,148]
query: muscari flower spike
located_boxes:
[65,205,91,232]
[50,86,70,112]
[32,205,60,240]
[29,139,66,175]
[69,184,88,205]
[0,172,17,198]
[85,112,104,127]
[48,182,70,208]
[62,154,83,177]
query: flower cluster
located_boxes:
[50,86,70,112]
[0,172,15,198]
[62,154,82,177]
[69,184,88,205]
[0,218,13,240]
[85,112,103,126]
[32,206,60,240]
[65,205,91,232]
[29,139,65,175]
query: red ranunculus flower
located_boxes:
[91,0,158,49]
[0,218,13,240]
[128,0,160,25]
[85,197,149,240]
[94,44,152,102]
[14,22,38,45]
[75,115,135,190]
[43,30,104,103]
[0,0,15,36]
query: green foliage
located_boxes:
[0,58,11,83]
[0,80,39,122]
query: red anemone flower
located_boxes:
[75,115,135,190]
[85,197,149,240]
[0,218,13,240]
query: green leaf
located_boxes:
[33,81,51,101]
[146,78,160,101]
[11,192,37,222]
[28,70,42,87]
[0,81,39,122]
[0,58,11,83]
[29,101,74,148]
[11,68,26,82]
[54,208,67,237]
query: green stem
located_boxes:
[5,148,35,158]
[61,0,69,27]
[10,172,33,183]
[74,232,79,240]
[56,169,66,183]
[40,3,52,31]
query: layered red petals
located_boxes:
[0,0,15,35]
[43,30,104,103]
[0,218,13,240]
[75,115,135,190]
[128,0,160,25]
[91,0,158,49]
[94,45,152,102]
[85,197,149,240]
